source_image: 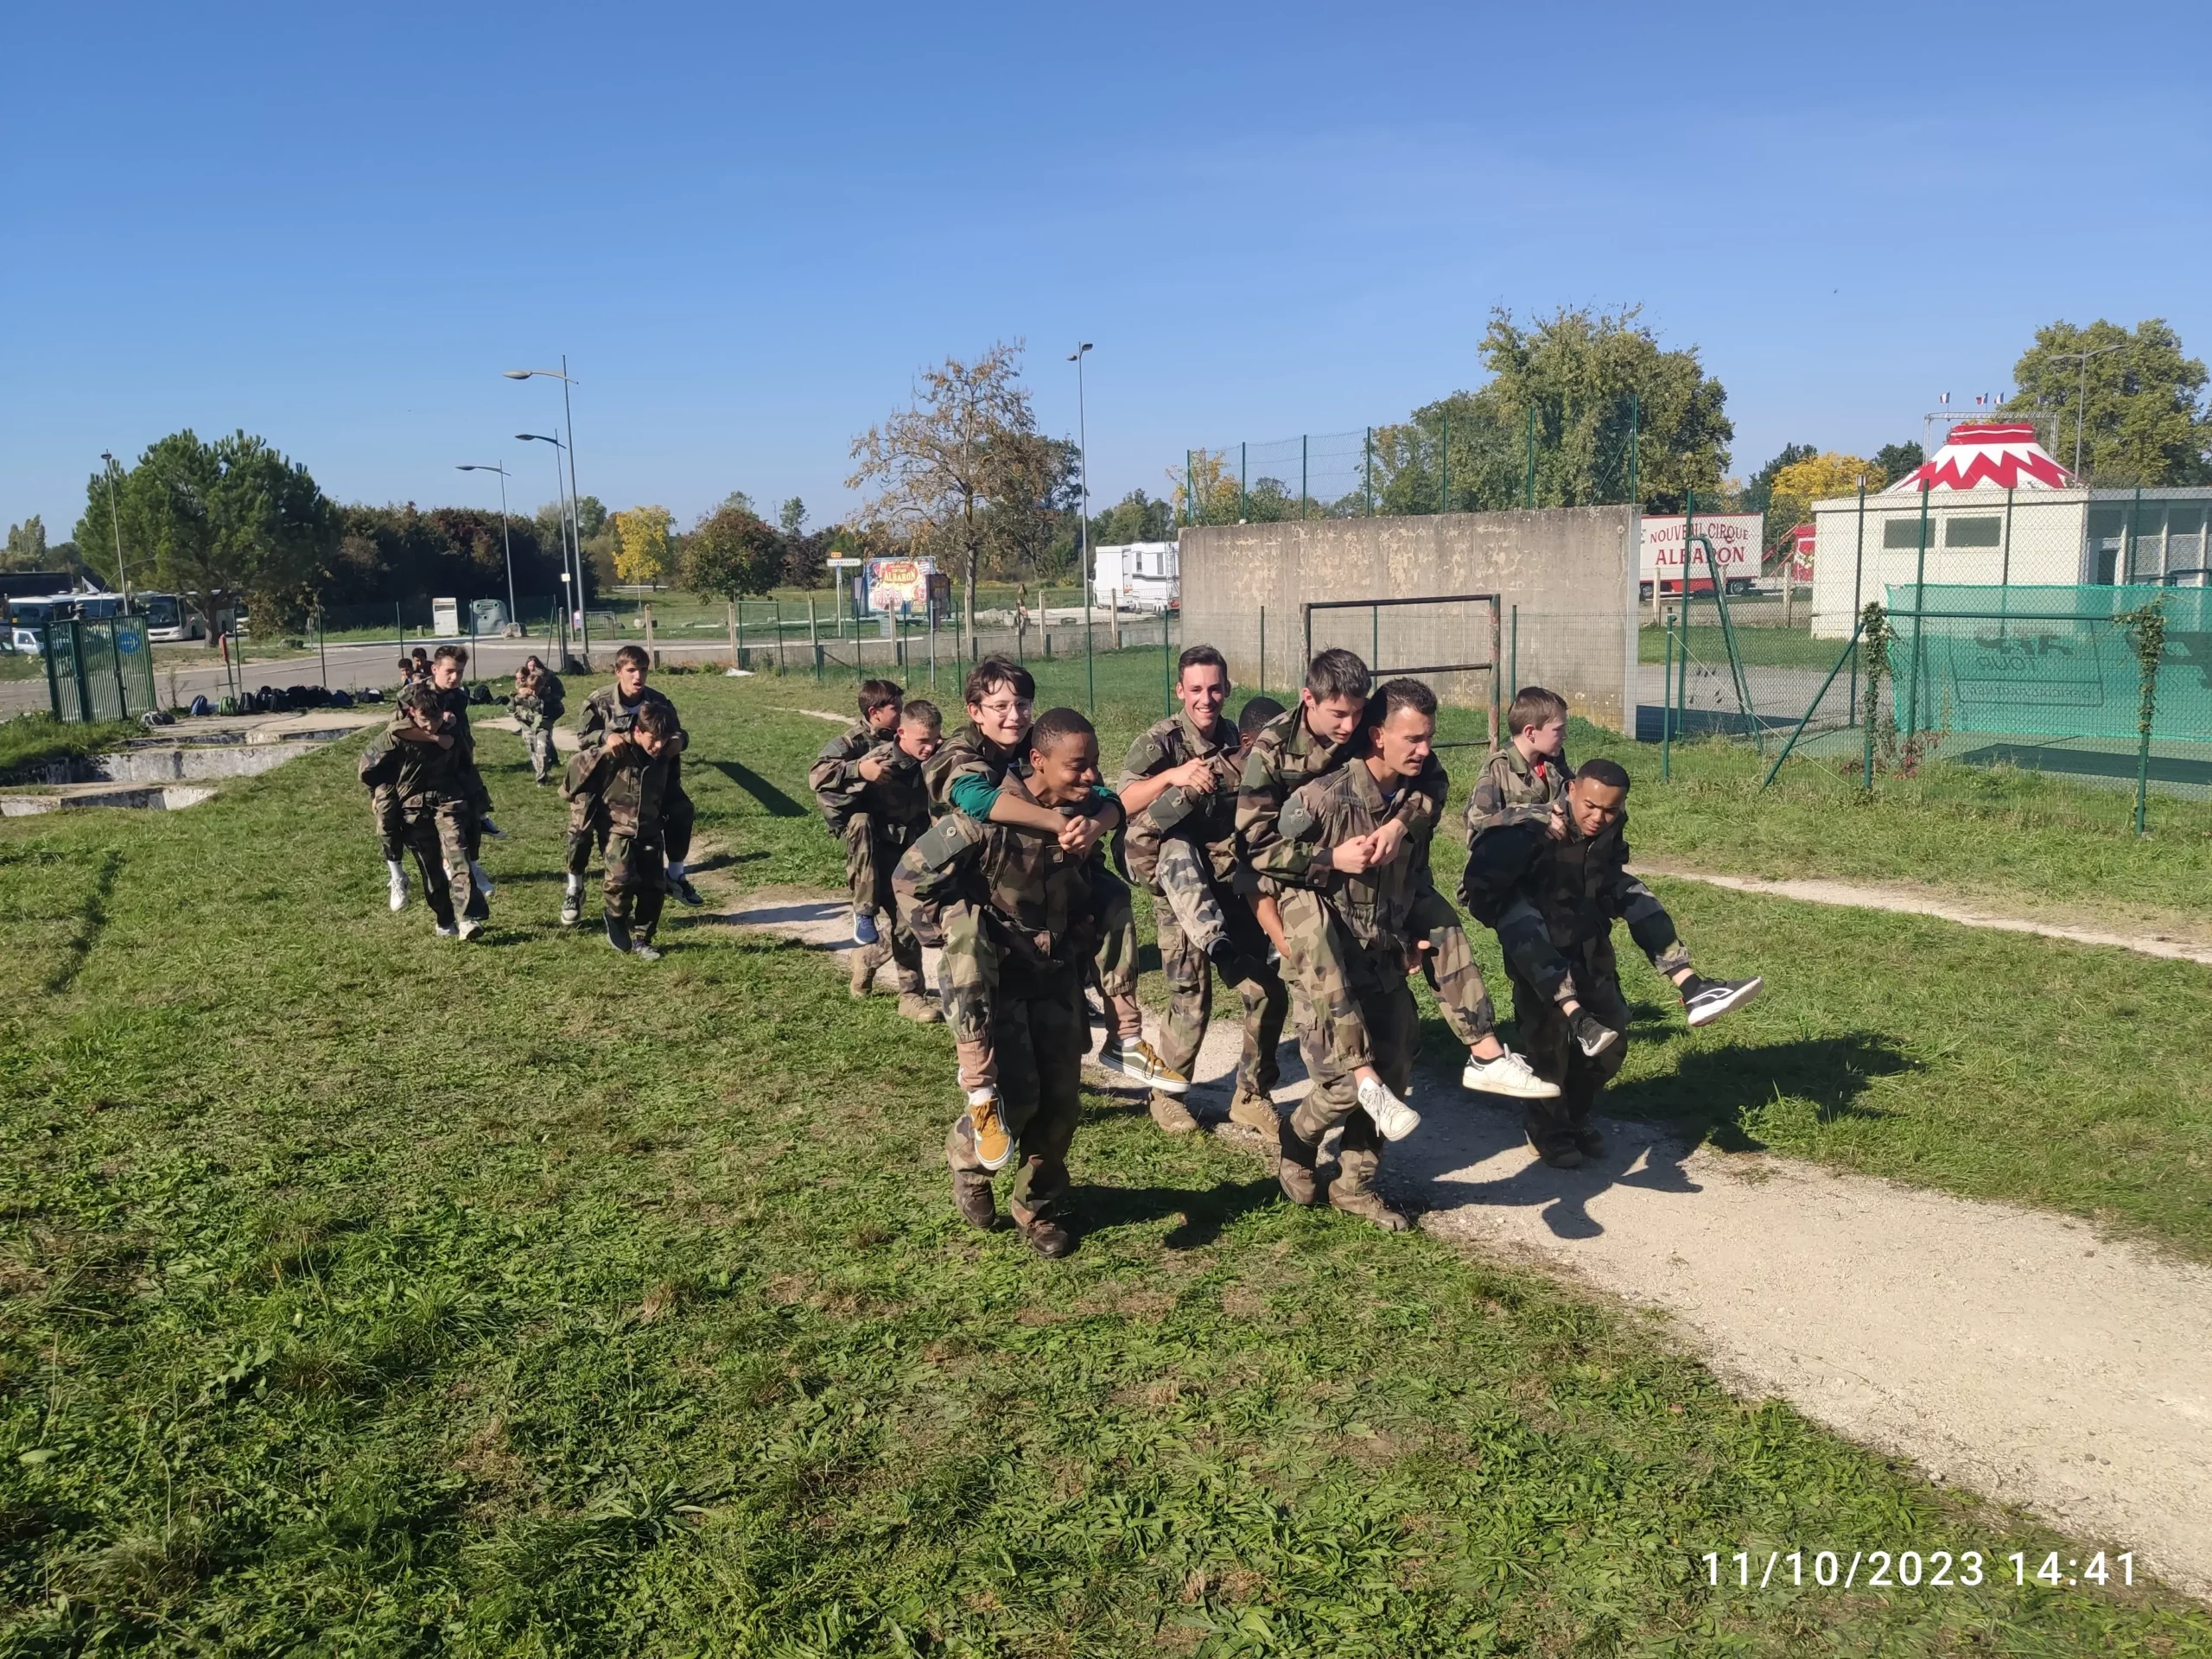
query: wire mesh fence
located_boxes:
[1181,397,1646,526]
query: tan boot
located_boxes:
[849,944,882,998]
[1228,1089,1279,1134]
[1330,1184,1411,1233]
[1009,1203,1074,1258]
[1277,1118,1321,1205]
[1148,1090,1201,1135]
[897,990,943,1024]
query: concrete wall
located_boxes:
[1178,507,1641,734]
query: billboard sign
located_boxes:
[1790,524,1815,586]
[1640,513,1764,593]
[864,556,934,612]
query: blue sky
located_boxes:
[4,1,2206,540]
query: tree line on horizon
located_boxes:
[9,311,2203,632]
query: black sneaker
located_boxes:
[1573,1124,1608,1159]
[1571,1008,1620,1059]
[607,918,634,955]
[1682,976,1764,1028]
[1205,936,1260,987]
[671,876,705,909]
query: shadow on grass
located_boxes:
[1608,1032,1918,1151]
[1069,1176,1280,1250]
[708,759,807,817]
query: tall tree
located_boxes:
[611,505,674,587]
[982,434,1080,581]
[1765,452,1883,549]
[680,502,785,661]
[2004,318,2211,485]
[3,516,48,572]
[1369,305,1732,514]
[1872,442,1923,486]
[78,430,336,633]
[848,342,1039,634]
[779,497,807,537]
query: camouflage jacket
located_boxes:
[1464,742,1569,839]
[912,771,1103,971]
[1280,758,1433,958]
[850,740,932,840]
[576,684,686,753]
[510,671,565,729]
[1118,709,1241,886]
[561,742,674,839]
[429,683,479,767]
[809,720,878,829]
[358,720,467,809]
[1459,806,1644,950]
[1235,703,1446,884]
[924,720,1022,815]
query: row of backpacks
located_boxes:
[181,681,497,719]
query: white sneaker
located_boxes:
[387,871,409,912]
[1357,1075,1421,1141]
[435,923,460,939]
[1462,1050,1560,1100]
[456,914,483,942]
[469,861,495,898]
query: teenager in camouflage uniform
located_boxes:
[1459,757,1764,1168]
[905,657,1181,1105]
[508,655,567,785]
[357,683,480,940]
[1118,646,1287,1136]
[807,678,905,944]
[1235,650,1554,1115]
[425,645,499,924]
[1465,685,1573,841]
[836,699,944,1023]
[566,645,702,923]
[561,698,682,960]
[1268,679,1457,1231]
[912,708,1116,1259]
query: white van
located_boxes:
[1091,542,1179,613]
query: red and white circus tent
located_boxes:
[1883,421,2074,493]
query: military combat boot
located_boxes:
[1010,1204,1074,1259]
[1148,1090,1201,1135]
[896,991,943,1024]
[1277,1117,1322,1206]
[849,944,882,998]
[1329,1184,1411,1233]
[1228,1090,1279,1134]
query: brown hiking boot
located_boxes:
[1228,1090,1278,1133]
[849,947,880,998]
[897,990,943,1024]
[1277,1118,1321,1206]
[1010,1205,1074,1258]
[1330,1185,1411,1232]
[1148,1090,1201,1135]
[950,1166,999,1231]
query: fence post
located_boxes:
[396,602,404,664]
[1186,451,1196,526]
[315,608,328,691]
[1626,391,1639,508]
[1364,427,1374,517]
[1523,405,1535,509]
[1301,434,1309,518]
[808,596,820,679]
[1258,605,1265,697]
[1440,414,1450,513]
[1509,604,1518,699]
[1239,443,1247,522]
[1662,609,1675,782]
[1904,480,1931,744]
[2123,599,2166,836]
[1163,604,1173,715]
[1850,480,1866,720]
[1488,597,1502,750]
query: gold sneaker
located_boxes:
[964,1088,1013,1173]
[1096,1035,1189,1095]
[1228,1090,1279,1133]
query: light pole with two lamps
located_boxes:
[98,453,131,609]
[1068,342,1100,698]
[517,431,587,661]
[505,361,588,658]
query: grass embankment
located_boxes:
[0,715,140,779]
[1,671,2208,1649]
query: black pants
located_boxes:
[1510,933,1630,1153]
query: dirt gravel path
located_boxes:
[724,882,2212,1599]
[1634,861,2212,966]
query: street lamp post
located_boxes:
[1068,342,1096,702]
[455,463,518,631]
[505,362,588,658]
[518,432,582,661]
[2051,343,2126,480]
[98,452,130,608]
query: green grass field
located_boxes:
[2,664,2209,1649]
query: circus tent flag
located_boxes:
[1883,422,2074,494]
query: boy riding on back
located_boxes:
[567,645,701,923]
[1468,685,1573,841]
[809,678,906,944]
[837,698,944,1024]
[561,697,683,961]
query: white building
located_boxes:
[1807,422,2212,636]
[1092,542,1179,613]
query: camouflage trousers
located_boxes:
[399,798,475,930]
[1287,952,1416,1202]
[567,770,694,875]
[519,719,557,782]
[1154,849,1287,1098]
[604,831,667,942]
[1510,934,1631,1155]
[934,861,1138,1092]
[849,815,925,995]
[1493,882,1690,1011]
[1278,884,1493,1071]
[944,961,1088,1220]
[372,784,405,862]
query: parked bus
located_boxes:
[138,593,200,642]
